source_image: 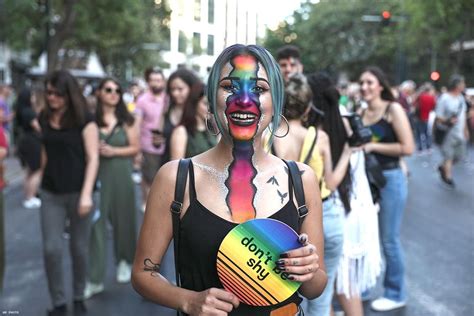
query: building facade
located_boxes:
[162,0,259,78]
[0,44,12,84]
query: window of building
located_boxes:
[208,0,215,24]
[178,31,187,53]
[207,34,214,55]
[194,0,201,21]
[193,33,202,55]
[177,0,185,16]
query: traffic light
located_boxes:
[381,10,391,26]
[430,71,440,81]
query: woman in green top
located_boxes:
[85,78,140,299]
[170,82,217,159]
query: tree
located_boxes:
[0,0,170,79]
[264,0,473,85]
[404,0,473,83]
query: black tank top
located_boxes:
[179,161,303,315]
[365,104,400,168]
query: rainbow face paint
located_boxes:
[217,218,301,306]
[222,54,264,141]
[221,54,266,223]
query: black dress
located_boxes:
[17,107,41,171]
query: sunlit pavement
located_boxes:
[1,147,473,315]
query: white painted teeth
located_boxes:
[230,113,256,120]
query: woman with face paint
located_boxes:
[358,67,414,312]
[132,45,327,315]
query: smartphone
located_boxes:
[151,129,162,135]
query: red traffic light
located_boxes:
[430,71,440,81]
[382,11,391,19]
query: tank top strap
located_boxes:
[188,160,198,201]
[285,159,295,202]
[382,102,392,120]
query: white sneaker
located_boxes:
[31,197,42,208]
[116,260,132,283]
[84,282,104,299]
[371,297,406,311]
[23,197,41,209]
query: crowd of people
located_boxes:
[0,43,471,316]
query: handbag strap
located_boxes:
[103,123,120,144]
[455,99,464,116]
[170,159,191,290]
[303,129,318,165]
[284,160,308,228]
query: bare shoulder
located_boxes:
[316,129,330,150]
[266,153,299,174]
[158,159,180,177]
[388,102,409,121]
[150,160,180,192]
[83,121,98,133]
[172,125,187,137]
[295,161,317,185]
[317,129,329,142]
[389,102,406,115]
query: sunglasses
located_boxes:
[46,89,64,97]
[103,87,121,95]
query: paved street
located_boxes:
[0,148,473,316]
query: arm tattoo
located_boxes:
[144,258,161,277]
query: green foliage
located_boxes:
[264,0,473,85]
[1,0,171,80]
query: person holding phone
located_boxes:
[136,67,168,212]
[132,44,327,315]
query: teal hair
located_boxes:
[206,44,285,142]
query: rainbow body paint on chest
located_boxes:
[224,55,261,223]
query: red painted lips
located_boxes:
[226,103,261,140]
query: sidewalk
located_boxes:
[3,156,25,193]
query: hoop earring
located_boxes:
[205,112,220,136]
[268,114,289,138]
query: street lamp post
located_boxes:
[362,11,408,84]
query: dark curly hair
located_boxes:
[283,73,313,120]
